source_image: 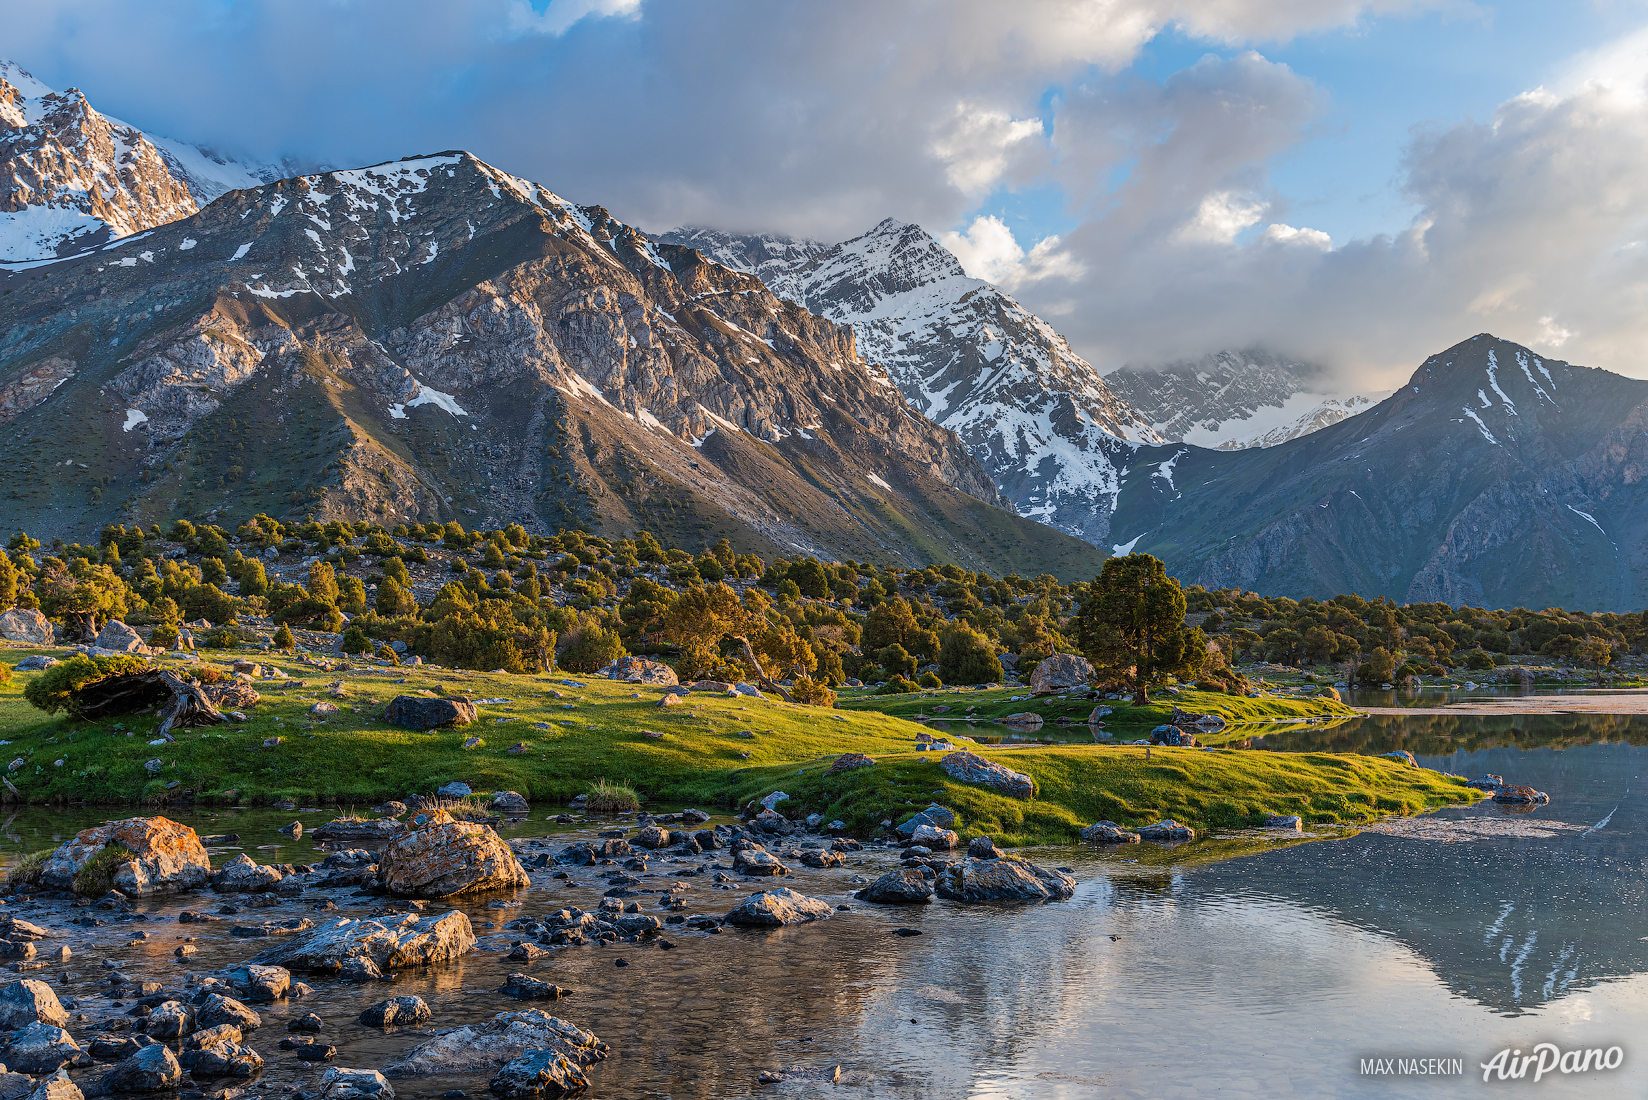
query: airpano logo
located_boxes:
[1480,1044,1624,1083]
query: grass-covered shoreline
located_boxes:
[0,644,1476,845]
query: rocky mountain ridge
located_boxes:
[0,151,1109,581]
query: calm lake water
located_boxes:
[0,707,1642,1099]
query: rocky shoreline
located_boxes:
[0,802,1105,1098]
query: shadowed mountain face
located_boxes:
[1109,334,1648,609]
[0,152,1111,579]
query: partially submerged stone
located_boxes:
[385,1010,607,1078]
[933,857,1076,903]
[855,869,935,905]
[378,809,530,898]
[725,888,833,927]
[1080,821,1140,844]
[250,911,475,974]
[212,853,284,893]
[1136,819,1194,841]
[489,1049,590,1098]
[39,817,210,895]
[360,996,431,1028]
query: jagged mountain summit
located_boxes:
[660,219,1161,547]
[1103,347,1375,450]
[0,59,319,260]
[0,151,1110,580]
[1108,334,1648,609]
[0,60,198,260]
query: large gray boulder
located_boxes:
[142,1002,194,1040]
[250,911,475,975]
[195,994,260,1031]
[21,1069,79,1100]
[224,964,290,1001]
[934,857,1076,903]
[384,696,478,730]
[910,824,959,850]
[179,1025,261,1079]
[377,809,529,898]
[211,853,284,893]
[92,621,148,653]
[731,847,787,877]
[104,1044,183,1093]
[3,1023,82,1074]
[39,816,211,896]
[725,888,833,927]
[602,656,678,685]
[0,609,51,645]
[939,751,1035,799]
[384,1010,607,1077]
[0,979,69,1030]
[895,804,956,838]
[856,869,934,904]
[1029,653,1093,694]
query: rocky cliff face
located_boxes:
[0,152,1108,580]
[661,220,1160,547]
[1108,334,1648,609]
[0,60,199,260]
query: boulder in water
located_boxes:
[377,810,529,897]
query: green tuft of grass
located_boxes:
[72,844,132,896]
[7,848,53,889]
[585,778,640,813]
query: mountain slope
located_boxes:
[1107,334,1648,609]
[661,219,1160,547]
[1103,347,1374,449]
[0,152,1109,581]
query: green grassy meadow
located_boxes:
[0,645,1477,845]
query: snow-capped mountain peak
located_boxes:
[0,59,323,261]
[660,217,1162,546]
[0,61,198,260]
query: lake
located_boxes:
[0,705,1642,1099]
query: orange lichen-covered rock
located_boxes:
[39,816,211,895]
[377,810,528,898]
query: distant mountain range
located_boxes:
[1103,348,1377,450]
[6,60,1648,607]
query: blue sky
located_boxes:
[972,2,1647,255]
